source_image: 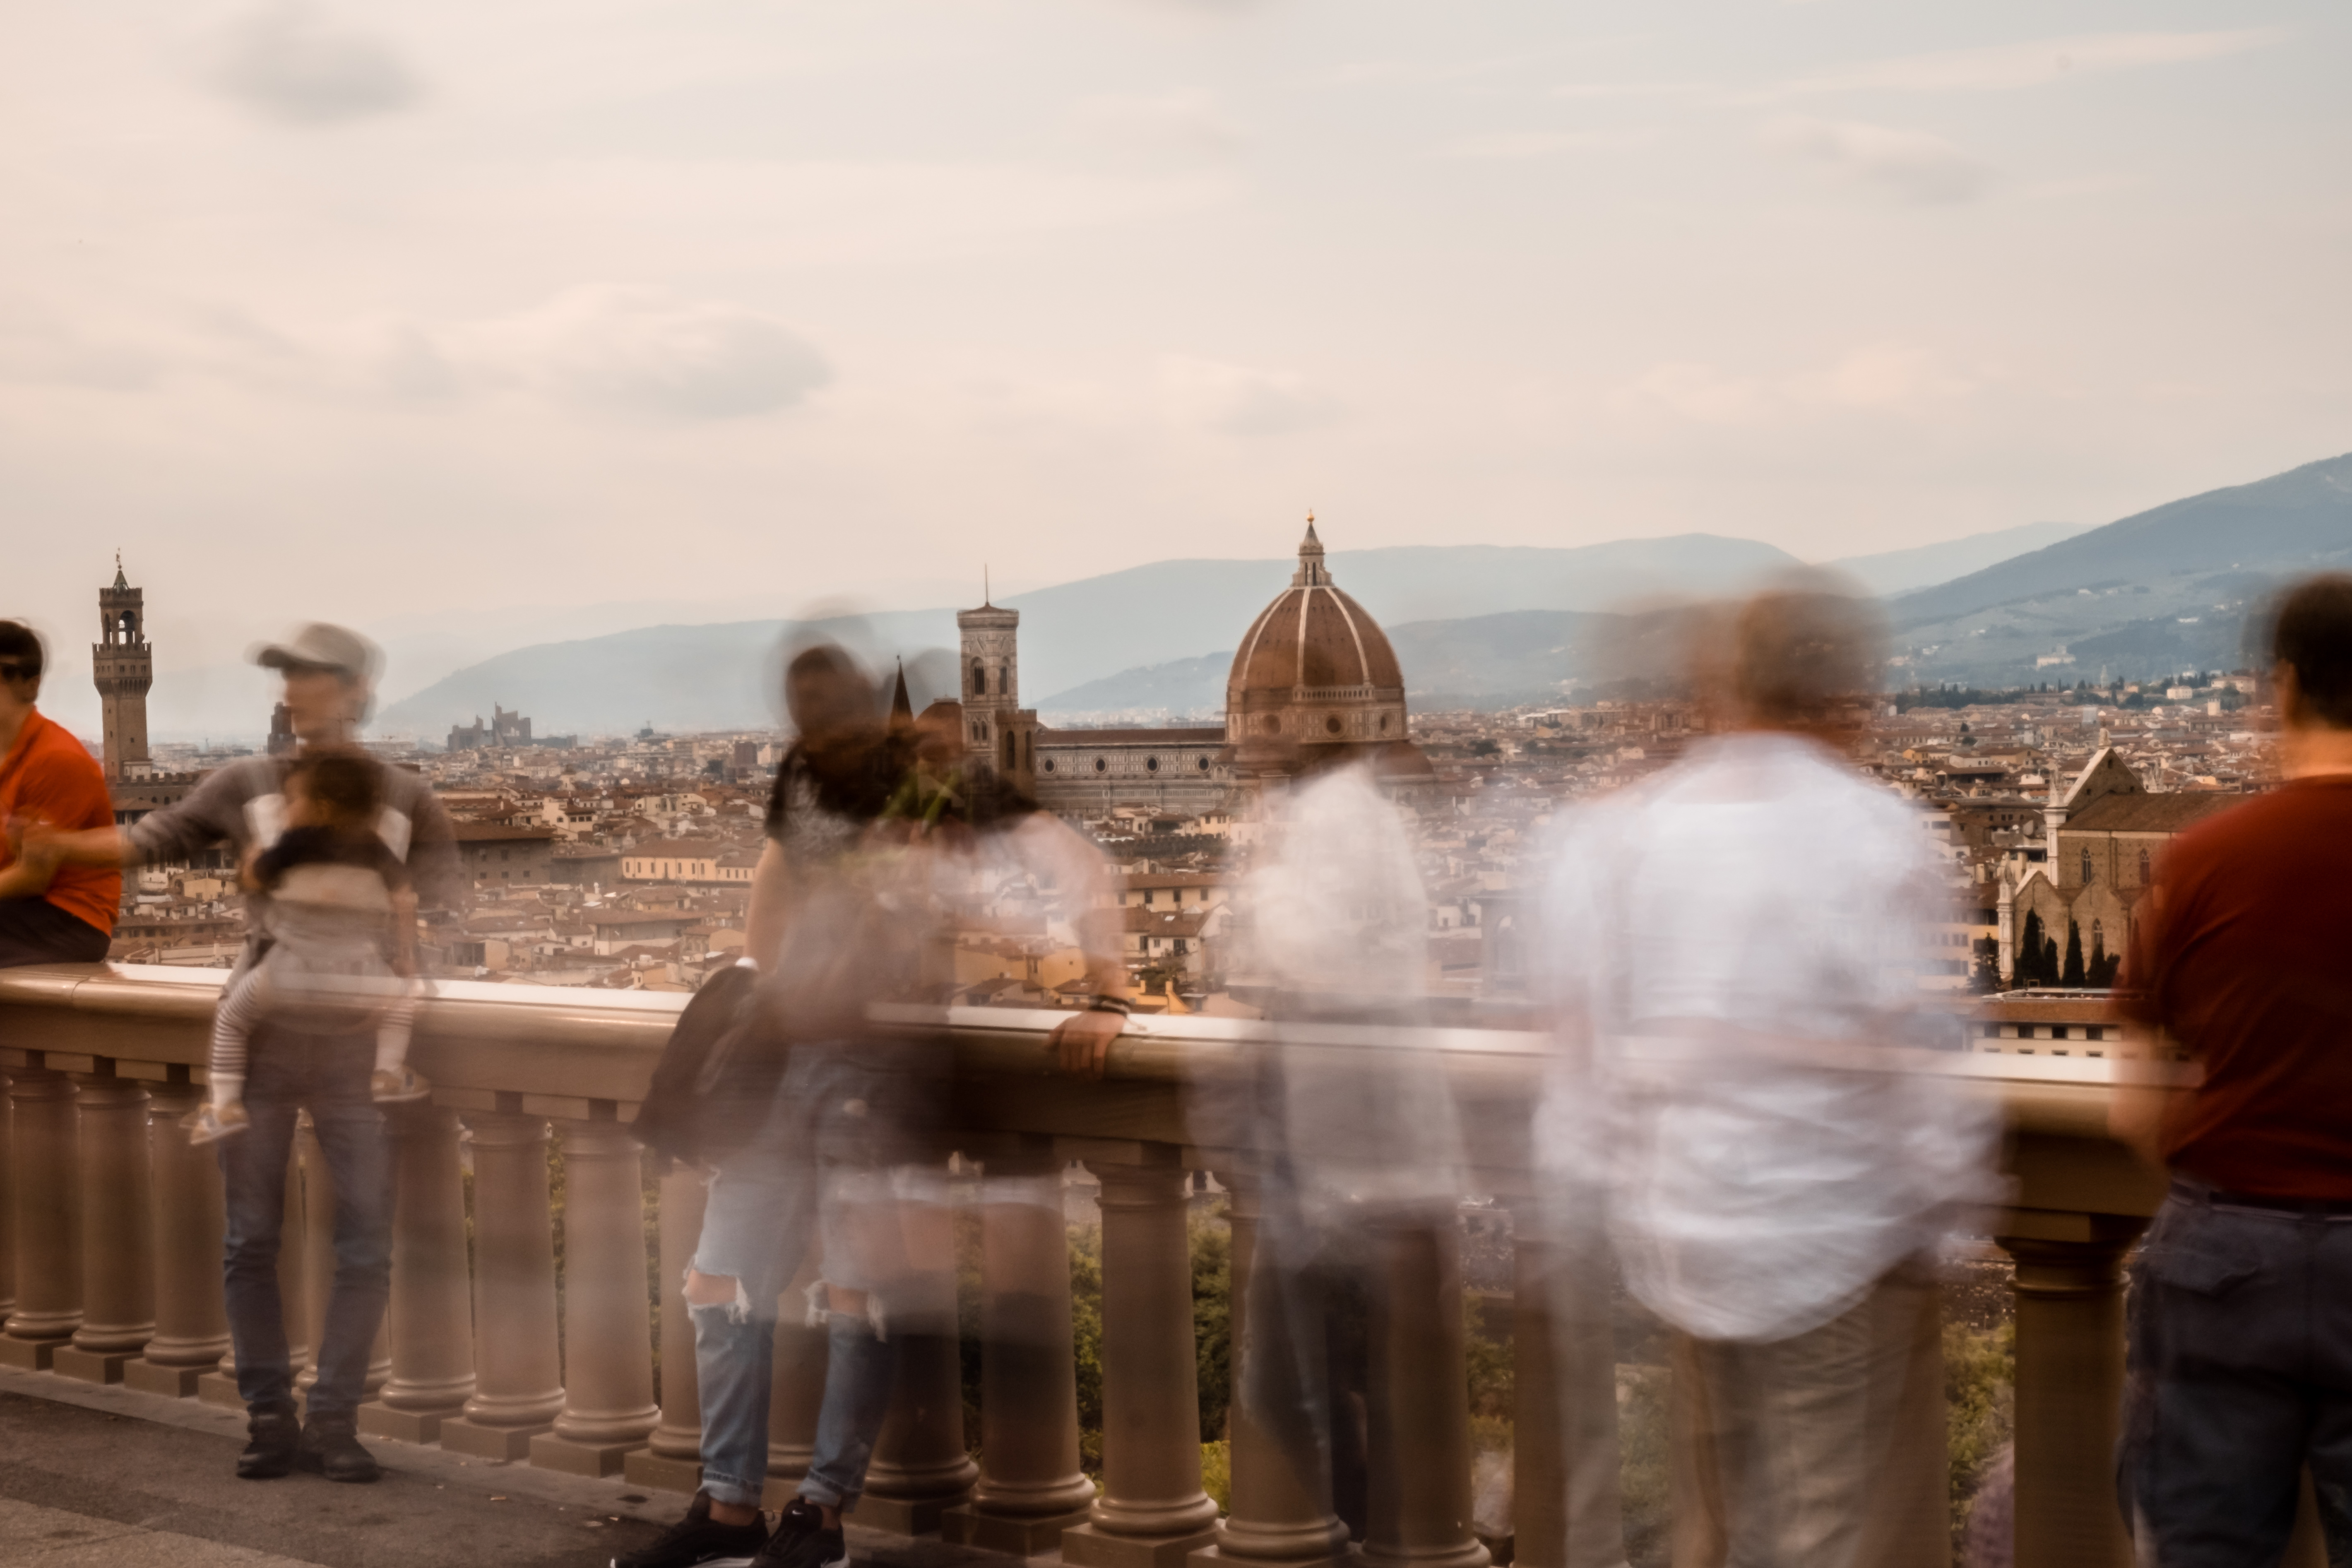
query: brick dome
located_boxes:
[1226,522,1409,762]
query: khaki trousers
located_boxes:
[1669,1263,1951,1568]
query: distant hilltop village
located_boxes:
[85,541,2284,1033]
[448,705,574,754]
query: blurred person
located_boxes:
[186,752,427,1145]
[624,642,1126,1568]
[1537,589,1997,1568]
[36,623,462,1486]
[0,620,119,965]
[2111,574,2352,1566]
[1228,745,1471,1544]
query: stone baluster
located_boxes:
[60,1067,158,1383]
[860,1169,979,1532]
[947,1152,1098,1553]
[1065,1155,1222,1568]
[0,1072,17,1330]
[627,1160,709,1493]
[1363,1209,1488,1568]
[125,1078,229,1396]
[1,1068,82,1368]
[440,1112,565,1458]
[289,1112,391,1404]
[1510,1191,1628,1568]
[1998,1224,2143,1568]
[294,1113,334,1404]
[1187,1169,1350,1568]
[361,1104,475,1442]
[534,1120,661,1474]
[764,1251,830,1502]
[200,1139,310,1410]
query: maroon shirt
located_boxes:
[2117,776,2352,1200]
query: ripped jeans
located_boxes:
[689,1041,934,1511]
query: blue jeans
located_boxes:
[2122,1181,2352,1566]
[689,1043,926,1510]
[220,1023,392,1419]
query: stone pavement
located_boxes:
[0,1369,1007,1568]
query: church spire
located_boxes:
[113,549,127,591]
[889,658,914,724]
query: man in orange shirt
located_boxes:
[0,621,120,965]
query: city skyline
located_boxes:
[9,0,2349,732]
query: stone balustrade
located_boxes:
[0,963,2188,1565]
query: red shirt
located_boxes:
[0,710,121,936]
[2117,776,2352,1199]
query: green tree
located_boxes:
[2062,921,2086,987]
[2018,912,2045,987]
[1190,1203,1231,1443]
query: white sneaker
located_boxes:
[184,1102,250,1145]
[371,1067,432,1104]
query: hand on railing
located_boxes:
[1049,1003,1127,1079]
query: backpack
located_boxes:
[630,960,784,1169]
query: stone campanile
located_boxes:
[956,589,1036,792]
[93,555,153,781]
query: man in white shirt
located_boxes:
[1538,590,1997,1567]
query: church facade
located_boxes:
[930,522,1426,817]
[1996,747,2233,985]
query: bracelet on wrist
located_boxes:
[1088,996,1132,1016]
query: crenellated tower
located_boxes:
[93,555,154,781]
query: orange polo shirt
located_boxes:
[0,711,121,935]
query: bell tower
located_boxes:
[94,554,154,781]
[956,581,1036,794]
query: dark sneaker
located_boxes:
[296,1411,382,1483]
[236,1401,301,1480]
[751,1499,846,1568]
[613,1491,770,1568]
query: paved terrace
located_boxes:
[0,964,2188,1568]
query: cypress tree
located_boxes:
[2020,911,2046,986]
[2044,937,2061,986]
[2063,921,2087,987]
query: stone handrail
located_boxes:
[0,964,2181,1568]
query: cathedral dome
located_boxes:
[1226,522,1410,763]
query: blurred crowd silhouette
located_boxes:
[12,572,2352,1568]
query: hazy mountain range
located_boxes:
[357,454,2348,739]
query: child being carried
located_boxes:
[187,753,430,1144]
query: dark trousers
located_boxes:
[220,1023,392,1419]
[0,897,109,967]
[2122,1183,2352,1566]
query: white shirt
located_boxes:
[1535,732,1999,1342]
[1243,762,1468,1210]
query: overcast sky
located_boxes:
[7,0,2347,732]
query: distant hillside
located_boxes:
[369,461,2350,738]
[1827,521,2089,598]
[376,535,1796,738]
[1040,607,1707,717]
[1890,452,2352,685]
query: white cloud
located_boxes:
[1772,29,2285,97]
[1761,116,1990,204]
[1439,130,1650,160]
[1068,91,1246,164]
[452,288,832,420]
[1159,356,1339,436]
[1613,343,1984,425]
[206,2,425,125]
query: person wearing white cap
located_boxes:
[37,622,464,1486]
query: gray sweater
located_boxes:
[125,755,467,921]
